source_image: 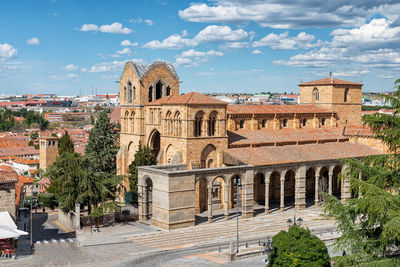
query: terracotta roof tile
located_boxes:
[147,92,227,106]
[229,127,347,147]
[227,104,330,115]
[110,107,121,123]
[342,125,374,136]
[298,77,363,86]
[225,142,382,166]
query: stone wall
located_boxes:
[0,182,16,220]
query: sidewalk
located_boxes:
[76,221,158,247]
[16,209,32,259]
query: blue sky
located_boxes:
[1,0,400,95]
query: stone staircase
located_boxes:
[124,208,337,250]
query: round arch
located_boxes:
[194,177,208,214]
[200,144,217,168]
[306,167,316,205]
[284,169,296,208]
[144,177,153,220]
[253,172,265,204]
[148,129,161,159]
[333,165,342,199]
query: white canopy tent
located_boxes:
[0,212,28,239]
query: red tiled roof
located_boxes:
[228,127,347,147]
[342,125,374,136]
[147,92,227,106]
[110,107,121,123]
[0,146,39,157]
[225,142,382,166]
[298,77,363,86]
[0,165,18,183]
[227,104,330,115]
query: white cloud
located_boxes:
[88,59,144,73]
[27,37,40,45]
[182,29,188,37]
[274,18,400,72]
[110,48,132,58]
[178,1,400,29]
[62,64,79,71]
[49,73,79,80]
[220,42,249,49]
[143,25,248,49]
[144,19,154,26]
[253,32,319,50]
[251,49,263,54]
[67,73,79,79]
[79,22,132,34]
[0,43,17,59]
[175,49,223,67]
[120,40,138,47]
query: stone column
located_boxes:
[162,84,166,98]
[138,181,145,221]
[224,183,229,220]
[208,185,213,222]
[265,172,270,214]
[328,167,333,195]
[74,203,80,230]
[280,172,285,211]
[295,166,306,210]
[152,86,156,101]
[315,167,320,205]
[242,170,254,218]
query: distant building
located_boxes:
[39,136,59,170]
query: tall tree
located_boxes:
[128,143,156,203]
[324,78,400,265]
[85,110,118,174]
[59,131,74,155]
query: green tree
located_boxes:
[128,143,156,203]
[324,78,400,265]
[269,225,330,267]
[85,110,118,174]
[59,131,74,155]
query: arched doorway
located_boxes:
[269,172,281,210]
[306,168,316,206]
[194,178,207,214]
[200,144,217,168]
[145,178,153,220]
[149,130,161,159]
[212,177,225,211]
[253,173,265,204]
[319,167,329,202]
[284,170,296,208]
[333,166,342,199]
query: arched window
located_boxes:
[194,112,204,137]
[302,118,307,127]
[208,111,218,136]
[282,119,288,128]
[123,87,127,104]
[312,87,319,101]
[344,88,349,103]
[174,112,181,136]
[262,120,266,128]
[127,81,132,104]
[155,80,163,100]
[239,120,244,129]
[132,86,136,103]
[130,111,135,133]
[321,118,326,126]
[166,86,171,96]
[124,111,129,132]
[148,86,153,102]
[166,111,172,135]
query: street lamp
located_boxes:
[233,177,242,253]
[26,191,38,249]
[287,213,303,228]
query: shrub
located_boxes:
[269,225,330,267]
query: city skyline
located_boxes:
[1,0,400,95]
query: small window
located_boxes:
[313,87,319,101]
[344,88,349,103]
[262,120,266,128]
[239,120,244,129]
[321,118,326,126]
[283,119,287,128]
[302,119,307,127]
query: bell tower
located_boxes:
[39,136,59,170]
[299,76,362,125]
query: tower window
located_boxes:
[262,120,266,128]
[321,118,326,126]
[302,118,307,127]
[282,119,288,128]
[313,88,319,101]
[148,86,153,102]
[344,88,349,103]
[194,112,204,137]
[239,120,244,129]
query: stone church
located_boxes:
[117,60,386,229]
